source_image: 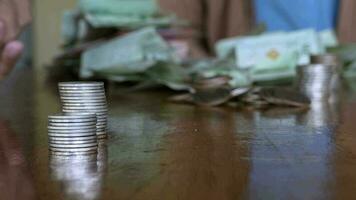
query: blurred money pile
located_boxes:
[51,0,191,90]
[49,0,356,103]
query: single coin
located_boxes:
[60,95,106,100]
[49,143,98,148]
[97,135,107,140]
[49,139,97,144]
[48,118,96,123]
[58,82,104,87]
[48,113,96,120]
[62,109,108,113]
[62,105,108,110]
[50,149,98,156]
[49,146,98,152]
[48,122,97,127]
[49,135,98,141]
[62,102,107,106]
[59,88,104,93]
[48,125,96,130]
[48,133,96,138]
[61,100,107,104]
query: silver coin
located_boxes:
[48,133,96,138]
[58,87,104,92]
[49,145,98,151]
[59,91,106,96]
[96,118,108,122]
[94,119,107,123]
[62,107,108,112]
[62,109,108,113]
[59,86,104,90]
[60,95,106,99]
[59,93,106,97]
[59,83,104,88]
[50,150,98,156]
[48,118,96,123]
[61,104,108,108]
[96,122,107,126]
[48,128,97,133]
[60,95,106,101]
[49,142,98,148]
[50,142,98,147]
[49,136,98,141]
[48,122,97,127]
[64,112,97,116]
[60,99,107,104]
[96,131,107,135]
[59,94,106,99]
[59,89,105,94]
[59,82,104,87]
[49,147,98,153]
[48,129,96,134]
[48,136,97,144]
[48,125,96,130]
[49,149,98,156]
[61,102,107,106]
[97,135,107,140]
[49,140,97,145]
[48,130,97,135]
[96,126,107,130]
[48,113,96,120]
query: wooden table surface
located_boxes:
[1,68,356,200]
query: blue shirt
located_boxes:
[254,0,339,31]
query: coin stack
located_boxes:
[58,82,108,139]
[48,113,98,156]
[310,54,342,102]
[296,64,335,101]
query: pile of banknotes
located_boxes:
[49,0,356,107]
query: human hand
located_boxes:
[0,0,31,80]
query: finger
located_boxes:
[0,41,23,80]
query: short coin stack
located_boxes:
[58,82,108,139]
[48,113,98,155]
[296,64,335,101]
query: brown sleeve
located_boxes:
[337,0,356,43]
[158,0,208,58]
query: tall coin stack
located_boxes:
[48,113,98,156]
[58,82,108,139]
[296,64,336,101]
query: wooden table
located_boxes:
[1,68,356,200]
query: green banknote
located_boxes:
[215,32,285,59]
[79,0,159,17]
[84,13,177,29]
[319,29,338,48]
[80,27,177,78]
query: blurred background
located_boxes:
[33,1,76,70]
